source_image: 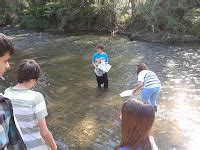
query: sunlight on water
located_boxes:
[69,116,97,145]
[172,92,200,150]
[166,60,178,67]
[3,31,199,149]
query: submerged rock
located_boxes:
[55,139,69,150]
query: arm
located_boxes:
[132,81,144,95]
[92,61,97,68]
[105,53,108,62]
[92,53,97,68]
[38,118,57,150]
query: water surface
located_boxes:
[2,31,200,150]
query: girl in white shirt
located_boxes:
[132,63,161,112]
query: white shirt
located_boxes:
[138,70,161,88]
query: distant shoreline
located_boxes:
[117,31,200,44]
[1,27,199,44]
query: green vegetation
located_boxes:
[0,0,199,41]
[0,10,6,27]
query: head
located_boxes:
[137,63,149,75]
[95,44,105,54]
[119,100,155,149]
[16,59,41,83]
[0,34,14,76]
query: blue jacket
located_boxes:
[92,52,109,62]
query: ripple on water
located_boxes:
[5,31,200,149]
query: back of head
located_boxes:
[120,100,155,150]
[137,63,149,75]
[16,59,41,83]
[0,34,14,57]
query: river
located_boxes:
[1,29,200,150]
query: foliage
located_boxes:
[20,4,49,29]
[1,0,199,36]
[49,2,117,31]
[20,15,48,29]
[0,11,6,26]
[126,0,199,34]
[184,8,200,35]
[97,2,117,30]
[18,2,117,31]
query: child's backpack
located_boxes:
[0,95,27,150]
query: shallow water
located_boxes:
[1,30,200,150]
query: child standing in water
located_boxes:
[4,59,57,150]
[92,44,109,88]
[132,63,161,112]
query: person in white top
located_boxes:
[4,59,57,150]
[132,63,161,112]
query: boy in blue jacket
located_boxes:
[92,45,109,88]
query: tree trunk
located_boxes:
[0,0,6,10]
[192,0,200,6]
[30,0,36,5]
[129,0,136,16]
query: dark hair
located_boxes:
[115,100,155,150]
[16,59,41,83]
[95,44,105,51]
[137,63,149,75]
[0,34,14,57]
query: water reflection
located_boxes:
[3,31,200,149]
[171,92,200,150]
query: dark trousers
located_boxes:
[96,73,108,88]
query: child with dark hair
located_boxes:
[4,59,57,150]
[92,44,109,88]
[132,63,161,112]
[114,100,158,150]
[0,34,27,149]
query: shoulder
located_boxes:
[4,87,14,98]
[141,70,150,74]
[21,89,42,97]
[149,136,158,150]
[23,90,44,101]
[138,70,149,77]
[32,92,45,104]
[93,52,98,56]
[102,52,108,55]
[4,87,12,93]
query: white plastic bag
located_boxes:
[119,90,133,97]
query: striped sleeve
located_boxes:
[33,93,48,120]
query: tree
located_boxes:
[0,0,6,10]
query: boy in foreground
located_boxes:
[4,59,57,150]
[0,34,26,149]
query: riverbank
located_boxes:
[1,27,199,44]
[118,31,200,44]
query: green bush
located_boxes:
[20,4,49,29]
[127,0,199,34]
[20,15,48,29]
[0,11,6,26]
[56,2,116,31]
[165,16,186,33]
[184,8,200,35]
